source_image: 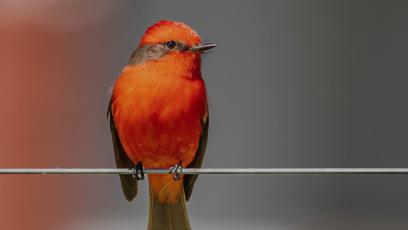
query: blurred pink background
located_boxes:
[0,1,129,229]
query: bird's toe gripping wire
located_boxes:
[132,162,145,181]
[168,162,183,181]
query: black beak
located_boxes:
[190,43,217,52]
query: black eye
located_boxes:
[166,41,177,49]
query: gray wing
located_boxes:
[183,115,209,201]
[108,99,138,201]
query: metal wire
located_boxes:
[0,168,408,175]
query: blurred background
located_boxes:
[1,0,408,229]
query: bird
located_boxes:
[107,20,215,230]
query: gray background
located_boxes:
[1,0,408,229]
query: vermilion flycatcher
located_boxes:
[108,20,215,230]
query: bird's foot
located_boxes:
[132,162,145,181]
[168,162,183,181]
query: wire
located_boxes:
[0,168,408,175]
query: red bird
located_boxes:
[108,20,215,230]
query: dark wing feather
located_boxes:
[183,115,209,201]
[108,99,138,201]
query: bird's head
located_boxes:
[128,20,216,67]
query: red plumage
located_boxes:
[109,20,213,229]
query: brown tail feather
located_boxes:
[147,186,191,230]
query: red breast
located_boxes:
[110,20,212,203]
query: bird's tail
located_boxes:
[147,175,191,230]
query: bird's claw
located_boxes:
[132,162,144,181]
[168,162,183,181]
